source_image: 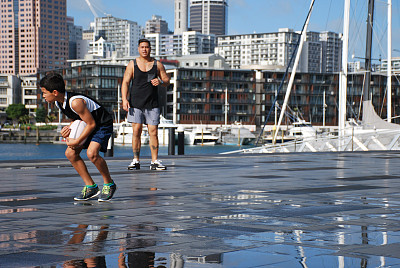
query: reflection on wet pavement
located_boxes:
[1,152,400,267]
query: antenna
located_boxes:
[85,0,98,18]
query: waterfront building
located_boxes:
[67,17,83,60]
[175,0,188,35]
[94,15,142,57]
[190,0,227,35]
[0,0,69,75]
[60,57,399,128]
[145,15,169,35]
[62,61,126,116]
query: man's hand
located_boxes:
[122,99,130,112]
[151,78,163,87]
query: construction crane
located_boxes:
[85,0,98,18]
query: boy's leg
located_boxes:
[86,141,113,184]
[65,147,95,186]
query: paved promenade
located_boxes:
[1,151,400,267]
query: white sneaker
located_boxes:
[150,160,166,170]
[128,159,140,170]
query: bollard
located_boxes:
[177,130,184,155]
[104,132,114,157]
[168,128,175,155]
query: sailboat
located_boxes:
[341,0,400,138]
[235,0,400,154]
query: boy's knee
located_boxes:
[65,148,77,160]
[87,149,99,162]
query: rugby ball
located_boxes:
[68,120,87,145]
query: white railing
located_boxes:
[222,129,400,154]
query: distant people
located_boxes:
[39,72,117,201]
[121,38,170,171]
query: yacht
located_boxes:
[186,127,219,145]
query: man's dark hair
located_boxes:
[39,72,65,93]
[138,38,151,47]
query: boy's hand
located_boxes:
[66,138,82,150]
[61,126,71,138]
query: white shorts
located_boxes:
[127,107,160,126]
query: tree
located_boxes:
[35,107,47,123]
[6,104,28,123]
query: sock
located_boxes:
[104,181,114,186]
[87,184,97,188]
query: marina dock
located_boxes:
[1,151,400,267]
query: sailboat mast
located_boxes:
[338,0,350,140]
[363,0,374,102]
[387,0,392,122]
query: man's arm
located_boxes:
[157,61,170,86]
[67,98,96,147]
[121,61,134,112]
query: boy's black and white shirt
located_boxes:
[55,92,113,127]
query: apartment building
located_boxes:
[94,15,142,57]
[0,0,69,75]
[145,15,169,35]
[215,28,299,70]
[215,29,342,73]
[145,31,215,57]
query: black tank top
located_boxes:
[129,59,159,109]
[56,92,113,127]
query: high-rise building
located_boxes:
[174,0,188,34]
[0,0,69,75]
[190,0,227,35]
[67,17,83,60]
[94,15,142,57]
[145,15,169,35]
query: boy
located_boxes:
[40,72,116,201]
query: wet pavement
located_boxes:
[1,151,400,267]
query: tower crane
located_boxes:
[85,0,98,18]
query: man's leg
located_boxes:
[131,123,143,160]
[147,124,159,162]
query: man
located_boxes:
[40,72,117,201]
[121,39,170,170]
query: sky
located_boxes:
[67,0,400,60]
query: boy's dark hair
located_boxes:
[138,38,151,47]
[39,72,65,93]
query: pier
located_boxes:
[1,151,400,267]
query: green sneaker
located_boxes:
[74,185,100,201]
[98,183,117,202]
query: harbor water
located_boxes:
[0,143,249,161]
